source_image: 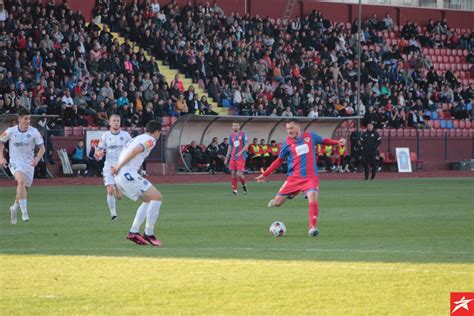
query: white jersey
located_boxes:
[117,134,156,174]
[1,125,43,165]
[98,130,131,167]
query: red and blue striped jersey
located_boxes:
[278,131,324,177]
[230,131,248,161]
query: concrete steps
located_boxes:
[97,24,227,115]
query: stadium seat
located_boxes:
[427,120,434,128]
[402,129,410,137]
[466,120,472,129]
[441,103,449,111]
[440,49,446,56]
[436,129,444,137]
[429,48,434,55]
[448,129,456,137]
[72,127,83,136]
[439,120,446,129]
[462,64,470,71]
[442,56,449,63]
[423,129,431,137]
[449,56,455,63]
[431,111,438,120]
[454,56,461,63]
[410,129,418,137]
[453,120,459,129]
[455,129,462,137]
[462,129,470,137]
[390,129,397,137]
[433,120,440,129]
[64,127,73,137]
[162,116,171,128]
[439,64,445,71]
[446,120,453,129]
[459,120,466,129]
[462,49,468,57]
[221,99,231,108]
[430,129,437,137]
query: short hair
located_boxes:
[109,114,121,120]
[145,120,162,133]
[285,119,299,125]
[17,108,31,117]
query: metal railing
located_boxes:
[320,0,474,11]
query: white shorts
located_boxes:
[9,162,34,187]
[103,166,115,186]
[114,171,152,201]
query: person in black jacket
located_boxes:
[360,123,382,180]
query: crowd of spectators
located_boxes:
[92,0,473,128]
[0,0,472,136]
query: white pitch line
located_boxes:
[0,247,473,256]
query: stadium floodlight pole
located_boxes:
[356,0,362,135]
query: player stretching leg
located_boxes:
[224,122,249,195]
[256,120,346,237]
[112,120,163,246]
[95,114,131,221]
[0,109,45,224]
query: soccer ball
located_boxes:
[269,221,286,237]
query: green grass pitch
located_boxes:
[0,177,473,314]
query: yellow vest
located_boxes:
[261,145,270,157]
[251,145,261,157]
[325,145,332,157]
[339,145,345,156]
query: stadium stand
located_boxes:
[0,1,471,138]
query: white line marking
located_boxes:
[0,247,473,256]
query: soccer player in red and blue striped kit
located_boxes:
[224,122,249,195]
[256,120,346,237]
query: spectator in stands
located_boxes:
[0,1,8,22]
[382,13,394,31]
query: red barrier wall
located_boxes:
[378,134,473,162]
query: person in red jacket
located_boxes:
[256,120,346,237]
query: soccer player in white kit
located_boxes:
[0,109,45,224]
[112,120,163,246]
[95,114,131,221]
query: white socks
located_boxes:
[145,200,162,236]
[268,199,276,208]
[12,200,19,211]
[130,202,149,233]
[107,194,117,217]
[19,199,28,221]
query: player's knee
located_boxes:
[16,178,26,187]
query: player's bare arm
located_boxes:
[112,145,144,175]
[256,157,284,183]
[0,142,6,168]
[224,144,232,165]
[32,144,46,167]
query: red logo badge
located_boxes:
[451,292,474,316]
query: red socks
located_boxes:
[240,178,246,185]
[232,177,238,191]
[309,201,319,228]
